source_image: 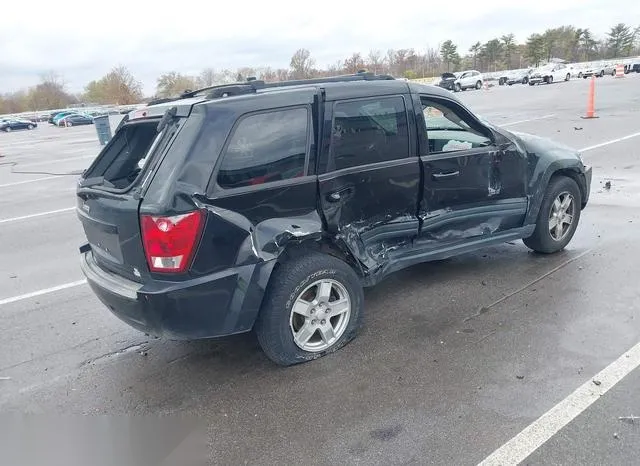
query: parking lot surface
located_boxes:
[1,76,639,465]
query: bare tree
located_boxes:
[198,68,216,87]
[156,72,197,98]
[344,53,365,73]
[83,66,143,105]
[290,49,315,79]
[367,50,383,73]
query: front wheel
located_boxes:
[454,83,461,92]
[547,75,554,84]
[5,127,11,132]
[28,124,35,130]
[254,253,364,366]
[566,73,571,81]
[475,80,482,89]
[578,72,583,78]
[523,176,582,254]
[600,70,605,77]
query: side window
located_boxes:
[330,96,409,171]
[217,107,308,189]
[421,98,492,154]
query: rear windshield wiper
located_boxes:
[156,106,178,133]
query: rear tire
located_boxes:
[454,83,461,92]
[523,176,582,254]
[475,80,482,89]
[547,75,554,84]
[255,253,364,366]
[5,127,11,132]
[28,124,35,130]
[566,73,571,81]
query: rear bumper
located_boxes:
[80,248,274,340]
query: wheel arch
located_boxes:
[524,159,589,225]
[525,163,589,225]
[273,236,364,280]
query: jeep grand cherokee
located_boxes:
[77,72,592,366]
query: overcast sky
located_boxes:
[1,0,637,95]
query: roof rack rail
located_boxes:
[146,71,396,106]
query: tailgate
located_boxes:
[77,191,147,282]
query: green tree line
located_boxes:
[2,23,638,114]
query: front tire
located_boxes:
[5,127,11,132]
[566,73,571,81]
[475,80,482,89]
[547,75,554,84]
[454,83,461,92]
[255,253,364,366]
[523,176,582,254]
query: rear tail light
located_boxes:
[140,210,205,273]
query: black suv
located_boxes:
[77,73,592,366]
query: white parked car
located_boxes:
[453,70,483,91]
[528,63,572,85]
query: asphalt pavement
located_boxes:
[1,75,639,466]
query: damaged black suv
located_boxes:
[77,72,592,366]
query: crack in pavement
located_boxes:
[464,248,594,323]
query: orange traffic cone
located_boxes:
[582,76,598,119]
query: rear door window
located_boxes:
[329,96,409,171]
[216,107,309,189]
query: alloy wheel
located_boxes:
[549,191,575,241]
[289,279,351,352]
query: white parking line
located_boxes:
[0,176,63,189]
[477,340,640,466]
[0,207,75,224]
[501,114,556,127]
[580,131,640,152]
[0,280,87,307]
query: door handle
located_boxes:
[432,170,460,180]
[326,186,353,203]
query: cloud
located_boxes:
[1,0,637,95]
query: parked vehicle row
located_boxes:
[474,58,634,90]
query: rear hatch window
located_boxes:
[82,119,164,191]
